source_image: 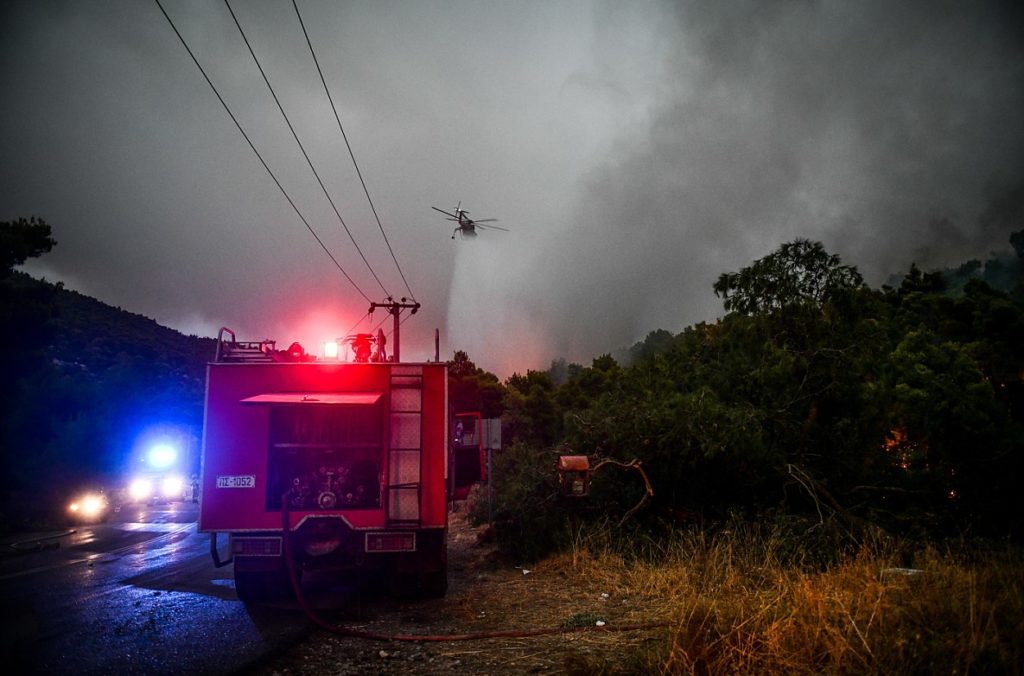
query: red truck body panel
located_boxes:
[199,361,447,534]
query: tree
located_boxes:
[628,329,675,364]
[1011,229,1024,260]
[447,351,505,418]
[713,239,863,315]
[1,217,56,276]
[448,350,478,379]
[0,218,60,383]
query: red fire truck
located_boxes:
[200,329,448,603]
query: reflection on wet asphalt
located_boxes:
[0,503,311,674]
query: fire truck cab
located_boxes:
[200,331,448,603]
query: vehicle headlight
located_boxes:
[80,494,106,518]
[162,475,184,497]
[69,493,106,518]
[129,478,153,501]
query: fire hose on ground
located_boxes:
[279,494,668,642]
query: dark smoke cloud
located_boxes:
[454,0,1024,370]
[2,2,1022,377]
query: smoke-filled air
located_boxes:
[2,1,1022,376]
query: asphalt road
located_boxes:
[0,502,311,675]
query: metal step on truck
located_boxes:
[201,328,448,603]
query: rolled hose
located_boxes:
[279,495,667,642]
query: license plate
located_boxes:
[216,475,255,488]
[365,532,416,553]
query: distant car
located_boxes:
[126,442,191,504]
[127,473,188,504]
[67,491,110,524]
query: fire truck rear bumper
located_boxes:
[228,526,436,572]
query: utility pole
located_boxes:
[368,298,420,362]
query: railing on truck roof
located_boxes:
[215,327,277,363]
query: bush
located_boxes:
[469,442,607,560]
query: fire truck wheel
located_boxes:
[234,567,298,604]
[420,530,448,598]
[389,567,446,599]
[390,538,448,598]
[420,559,448,598]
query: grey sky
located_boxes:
[3,1,1022,376]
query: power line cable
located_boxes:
[154,0,371,303]
[292,0,417,302]
[371,312,390,334]
[224,0,391,299]
[341,311,372,338]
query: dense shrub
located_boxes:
[471,236,1024,558]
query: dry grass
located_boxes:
[534,525,1024,675]
[259,513,1023,675]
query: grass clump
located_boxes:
[550,525,1024,674]
[560,612,606,629]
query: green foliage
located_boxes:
[505,369,560,446]
[483,236,1024,559]
[447,350,505,418]
[628,328,675,364]
[468,441,567,560]
[713,238,864,315]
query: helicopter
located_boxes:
[432,202,509,239]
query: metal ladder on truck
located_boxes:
[387,365,423,526]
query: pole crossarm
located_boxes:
[368,299,421,314]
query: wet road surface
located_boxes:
[0,502,310,674]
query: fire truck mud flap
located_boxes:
[231,533,300,604]
[209,532,233,568]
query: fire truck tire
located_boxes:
[422,530,449,598]
[389,562,446,599]
[391,533,447,598]
[420,559,448,598]
[234,567,298,604]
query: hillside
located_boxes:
[46,276,216,380]
[0,273,215,529]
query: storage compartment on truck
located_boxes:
[265,401,385,511]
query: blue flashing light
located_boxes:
[148,444,178,469]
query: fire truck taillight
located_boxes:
[365,532,417,553]
[231,536,282,557]
[323,340,339,359]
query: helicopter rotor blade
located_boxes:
[432,206,458,218]
[473,218,498,223]
[476,223,510,232]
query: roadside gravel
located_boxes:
[251,511,667,674]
